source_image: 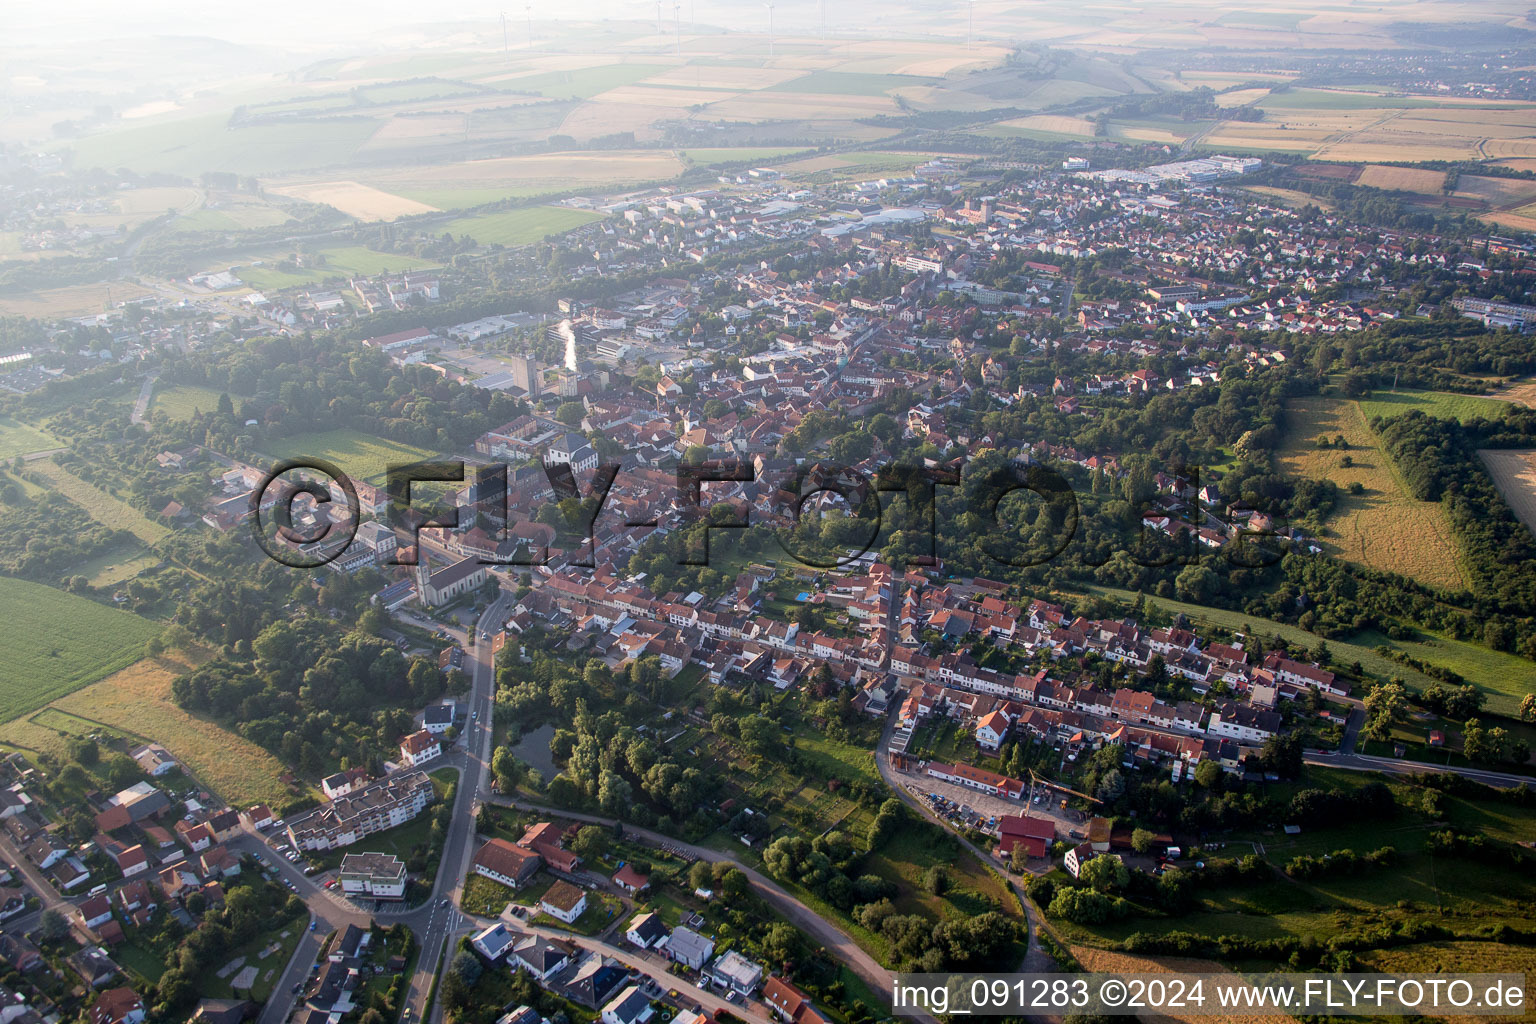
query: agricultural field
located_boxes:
[1353,164,1446,193]
[0,577,160,721]
[171,197,296,234]
[61,113,383,177]
[0,415,61,459]
[1356,388,1508,424]
[682,146,813,166]
[230,245,441,291]
[0,280,155,319]
[1277,396,1466,592]
[0,648,293,811]
[28,459,172,544]
[60,186,202,234]
[284,151,689,211]
[770,72,935,96]
[266,180,439,221]
[437,206,605,247]
[1478,449,1536,538]
[993,114,1098,139]
[263,429,440,485]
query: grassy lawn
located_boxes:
[1357,389,1510,424]
[148,384,241,420]
[264,429,441,485]
[461,873,516,916]
[532,891,626,936]
[1060,770,1536,956]
[1276,395,1465,591]
[0,577,159,721]
[0,414,61,459]
[235,245,441,291]
[203,916,307,1001]
[74,539,160,587]
[0,649,296,809]
[115,939,168,984]
[28,459,171,544]
[436,207,604,247]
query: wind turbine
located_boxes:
[656,0,664,33]
[501,10,509,52]
[820,0,826,38]
[765,1,776,58]
[526,4,533,47]
[967,0,976,51]
[674,1,683,55]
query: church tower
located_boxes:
[415,552,432,607]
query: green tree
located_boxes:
[555,402,585,426]
[1078,854,1129,893]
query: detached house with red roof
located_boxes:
[399,730,441,768]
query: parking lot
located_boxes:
[893,765,1088,842]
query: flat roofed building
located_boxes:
[338,852,407,900]
[285,771,433,852]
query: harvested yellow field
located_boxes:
[1483,138,1536,159]
[1242,185,1334,210]
[1478,449,1536,537]
[557,101,675,142]
[0,280,154,318]
[593,85,744,108]
[1356,164,1446,193]
[1360,942,1534,1023]
[269,180,438,221]
[1216,87,1271,107]
[1453,173,1536,205]
[1000,114,1097,136]
[1278,396,1467,592]
[1071,947,1297,1024]
[1489,377,1536,409]
[363,114,468,145]
[1182,70,1298,87]
[0,651,294,808]
[643,65,805,90]
[707,93,899,120]
[339,151,687,195]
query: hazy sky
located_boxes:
[8,0,823,47]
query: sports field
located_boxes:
[437,207,605,247]
[0,577,160,721]
[264,429,440,484]
[1277,396,1466,592]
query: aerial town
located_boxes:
[2,3,1536,1024]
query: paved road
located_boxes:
[129,373,158,426]
[253,593,510,1024]
[412,594,508,1024]
[486,795,932,1024]
[874,714,1059,982]
[1305,748,1533,788]
[497,913,775,1024]
[0,834,86,942]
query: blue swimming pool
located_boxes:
[796,591,811,601]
